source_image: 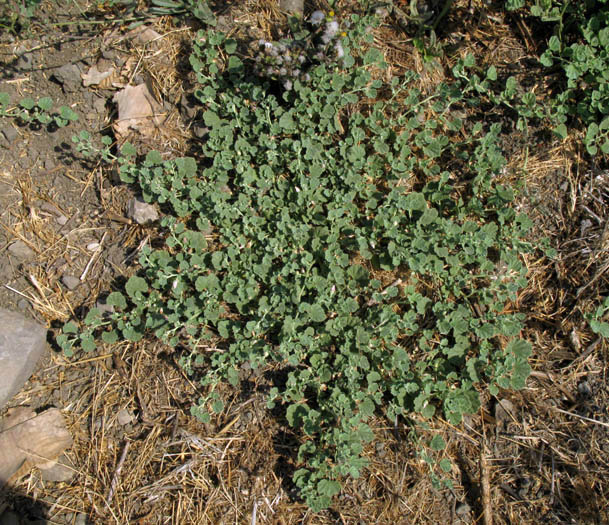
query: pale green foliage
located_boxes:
[58,11,534,511]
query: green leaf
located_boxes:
[309,304,326,323]
[125,275,148,298]
[553,123,567,139]
[37,97,53,111]
[439,458,452,473]
[429,434,446,451]
[63,321,78,334]
[507,339,531,359]
[106,292,127,310]
[101,330,119,344]
[20,98,35,110]
[203,109,221,128]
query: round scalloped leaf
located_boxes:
[125,276,148,298]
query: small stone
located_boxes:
[455,502,471,516]
[44,157,56,171]
[193,125,209,138]
[17,52,33,69]
[93,97,107,115]
[56,215,68,226]
[61,274,80,290]
[127,197,159,225]
[95,300,115,316]
[52,64,82,92]
[39,454,76,482]
[117,409,133,426]
[86,242,100,251]
[494,399,515,425]
[0,308,47,409]
[8,239,35,260]
[0,126,18,143]
[75,513,88,525]
[0,511,19,525]
[180,93,198,120]
[578,380,592,396]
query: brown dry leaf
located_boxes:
[112,83,164,141]
[0,407,73,486]
[82,65,116,87]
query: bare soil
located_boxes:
[0,1,608,524]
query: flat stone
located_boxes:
[0,126,18,143]
[61,274,80,290]
[75,513,88,525]
[456,502,471,517]
[7,240,35,260]
[39,454,76,482]
[92,97,107,115]
[127,197,158,225]
[180,93,198,120]
[0,309,47,409]
[52,64,82,92]
[117,409,133,426]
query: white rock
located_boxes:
[117,408,134,426]
[127,197,159,225]
[61,274,80,290]
[7,240,35,260]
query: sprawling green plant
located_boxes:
[506,0,609,154]
[58,11,534,511]
[0,92,78,128]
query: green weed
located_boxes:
[58,10,534,511]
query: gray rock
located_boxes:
[127,197,158,225]
[92,97,107,115]
[44,157,56,171]
[75,513,88,525]
[280,0,303,15]
[17,52,33,69]
[0,511,19,525]
[7,240,35,260]
[39,454,76,482]
[0,308,47,409]
[0,126,18,143]
[52,64,82,92]
[61,274,80,290]
[180,93,198,120]
[455,502,471,517]
[117,408,133,426]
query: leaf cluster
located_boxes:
[0,92,78,129]
[58,10,534,511]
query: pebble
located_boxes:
[117,408,134,426]
[455,502,471,516]
[180,93,198,120]
[127,197,159,225]
[75,513,88,525]
[56,215,68,225]
[93,97,107,115]
[61,274,80,290]
[7,239,35,260]
[40,454,76,482]
[0,126,18,143]
[52,63,82,92]
[578,380,592,396]
[44,157,55,171]
[86,242,100,251]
